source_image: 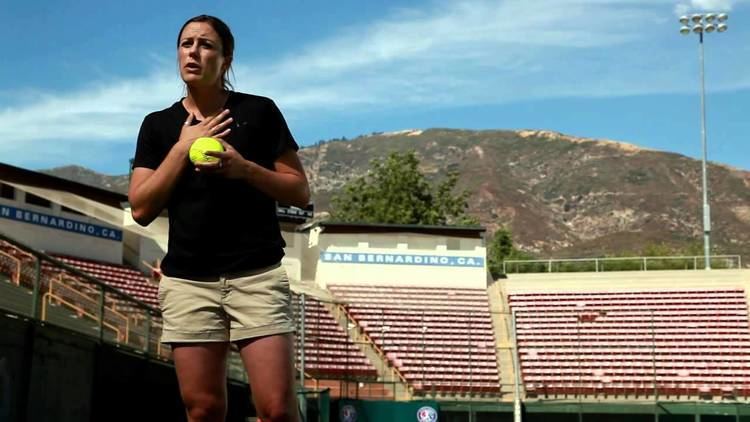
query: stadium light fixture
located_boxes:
[677,12,730,270]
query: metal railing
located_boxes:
[292,292,506,400]
[508,299,750,404]
[41,277,129,342]
[503,255,742,274]
[0,233,252,381]
[0,250,21,285]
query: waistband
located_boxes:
[170,262,282,282]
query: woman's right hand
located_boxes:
[130,109,234,226]
[176,109,234,154]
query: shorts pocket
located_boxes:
[157,278,170,310]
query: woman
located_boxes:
[129,15,308,422]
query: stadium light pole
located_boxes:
[510,308,522,422]
[678,12,728,270]
[347,322,358,399]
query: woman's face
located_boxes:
[178,22,229,89]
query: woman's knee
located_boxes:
[184,393,226,422]
[258,399,296,422]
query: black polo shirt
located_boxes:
[131,92,298,278]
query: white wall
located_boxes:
[0,194,123,264]
[279,230,299,282]
[137,236,165,273]
[502,269,750,294]
[309,231,487,288]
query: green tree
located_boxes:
[330,151,477,226]
[641,242,673,257]
[487,227,532,278]
[487,228,513,278]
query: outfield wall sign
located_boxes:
[0,204,123,241]
[321,251,484,267]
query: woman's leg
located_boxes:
[172,342,230,422]
[238,334,299,422]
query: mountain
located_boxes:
[298,129,750,262]
[43,129,750,263]
[41,165,130,195]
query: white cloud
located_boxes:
[239,0,749,110]
[0,71,181,147]
[1,0,748,156]
[675,0,739,15]
[234,0,665,109]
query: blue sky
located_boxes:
[1,0,748,175]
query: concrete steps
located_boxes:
[325,302,413,401]
[487,280,517,401]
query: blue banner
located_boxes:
[320,251,484,267]
[0,204,122,241]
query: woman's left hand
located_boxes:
[195,139,254,180]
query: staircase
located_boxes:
[324,302,413,400]
[487,280,518,401]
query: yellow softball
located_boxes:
[189,137,224,164]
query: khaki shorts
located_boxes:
[157,263,295,343]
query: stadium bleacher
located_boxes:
[50,254,159,307]
[508,288,750,399]
[1,239,158,307]
[4,157,750,420]
[7,230,750,405]
[329,284,501,395]
[0,239,36,286]
[0,238,170,354]
[292,293,378,380]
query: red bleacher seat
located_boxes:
[509,289,750,398]
[292,295,378,379]
[49,254,159,308]
[329,284,501,395]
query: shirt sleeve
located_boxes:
[131,115,163,170]
[266,99,299,160]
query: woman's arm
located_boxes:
[129,110,234,226]
[128,147,189,226]
[200,144,310,208]
[247,148,310,208]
